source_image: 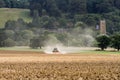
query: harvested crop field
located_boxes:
[0,50,120,80]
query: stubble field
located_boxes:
[0,50,120,80]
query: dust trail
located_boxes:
[43,28,96,54]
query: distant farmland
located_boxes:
[0,8,32,28]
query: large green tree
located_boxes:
[30,35,46,49]
[111,33,120,51]
[96,35,110,50]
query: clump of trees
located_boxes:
[96,33,120,51]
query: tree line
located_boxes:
[0,0,120,33]
[0,17,96,48]
[28,0,120,34]
[29,0,120,16]
[1,0,120,14]
[0,0,29,8]
[0,0,120,51]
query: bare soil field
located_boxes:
[0,50,120,80]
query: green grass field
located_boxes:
[0,46,42,52]
[0,46,119,54]
[0,8,32,28]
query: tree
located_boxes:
[5,18,27,32]
[96,35,110,50]
[80,14,101,26]
[30,35,46,49]
[40,16,57,29]
[69,0,87,15]
[111,33,120,51]
[56,0,70,13]
[58,18,67,28]
[0,30,7,47]
[114,0,120,9]
[3,38,15,47]
[21,30,34,40]
[29,0,61,17]
[31,10,40,27]
[0,0,5,7]
[30,38,39,49]
[4,0,29,8]
[4,0,11,8]
[5,20,16,30]
[4,30,15,39]
[46,0,61,17]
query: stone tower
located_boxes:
[100,20,106,34]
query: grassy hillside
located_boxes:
[0,8,32,28]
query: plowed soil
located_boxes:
[0,50,120,80]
